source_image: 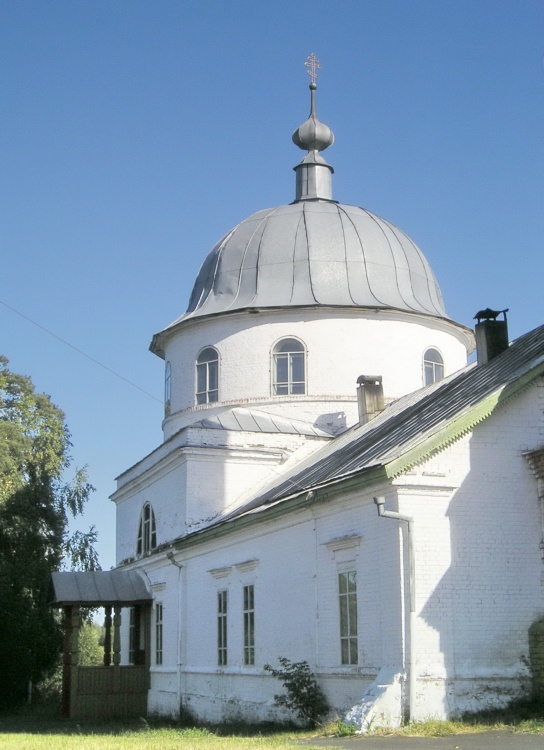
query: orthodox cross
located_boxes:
[305,53,321,85]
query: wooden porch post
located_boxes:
[61,605,80,719]
[103,605,112,666]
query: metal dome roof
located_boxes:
[172,200,447,327]
[153,61,449,348]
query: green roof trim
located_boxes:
[385,359,544,479]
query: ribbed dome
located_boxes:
[172,200,447,326]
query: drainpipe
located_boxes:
[373,496,416,723]
[167,552,183,717]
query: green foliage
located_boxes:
[0,356,99,707]
[263,657,329,727]
[332,719,356,736]
[78,623,105,666]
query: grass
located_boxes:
[1,696,543,748]
[343,696,544,737]
[0,706,318,750]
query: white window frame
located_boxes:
[164,361,171,414]
[338,570,358,665]
[137,503,157,556]
[155,603,163,666]
[217,589,228,666]
[196,346,219,405]
[423,347,444,386]
[243,584,255,666]
[272,337,306,395]
[128,606,136,665]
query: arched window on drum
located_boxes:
[423,348,444,386]
[196,347,219,404]
[272,338,306,395]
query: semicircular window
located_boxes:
[424,348,444,386]
[137,503,157,556]
[272,338,306,395]
[196,347,219,405]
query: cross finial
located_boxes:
[305,53,321,86]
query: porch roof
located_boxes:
[51,570,152,607]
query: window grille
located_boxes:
[155,603,163,666]
[272,338,306,395]
[243,585,255,666]
[339,571,358,665]
[424,348,444,385]
[217,590,228,666]
[196,347,219,404]
[137,503,157,556]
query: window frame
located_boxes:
[155,603,163,666]
[164,361,171,414]
[423,347,444,386]
[128,607,136,665]
[217,589,228,667]
[196,346,219,405]
[243,584,255,666]
[338,570,358,666]
[136,503,157,556]
[271,337,306,396]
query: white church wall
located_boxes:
[162,308,469,439]
[114,453,187,565]
[141,490,406,722]
[114,423,325,561]
[446,381,542,714]
[116,374,543,725]
[392,379,544,719]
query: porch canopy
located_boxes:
[50,570,152,720]
[51,569,152,607]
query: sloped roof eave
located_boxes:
[385,359,544,478]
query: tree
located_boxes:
[0,356,99,707]
[78,622,105,666]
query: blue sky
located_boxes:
[2,1,543,570]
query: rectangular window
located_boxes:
[128,607,136,664]
[339,571,358,665]
[243,584,255,666]
[217,590,228,666]
[155,603,163,666]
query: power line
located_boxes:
[0,297,162,404]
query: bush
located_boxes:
[264,657,329,727]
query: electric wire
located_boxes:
[0,297,162,403]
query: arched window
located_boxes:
[424,348,444,386]
[137,503,157,556]
[164,361,171,414]
[272,338,306,395]
[196,347,219,405]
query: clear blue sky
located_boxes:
[2,1,543,570]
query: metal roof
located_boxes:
[193,406,334,437]
[50,570,152,606]
[152,201,448,353]
[218,323,544,519]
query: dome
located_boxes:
[153,64,449,350]
[171,200,447,326]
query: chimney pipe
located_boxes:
[357,375,384,425]
[474,308,509,365]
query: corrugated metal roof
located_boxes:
[152,202,451,354]
[51,570,152,606]
[219,323,544,518]
[194,406,334,437]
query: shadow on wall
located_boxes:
[419,410,541,717]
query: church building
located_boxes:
[52,59,544,729]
